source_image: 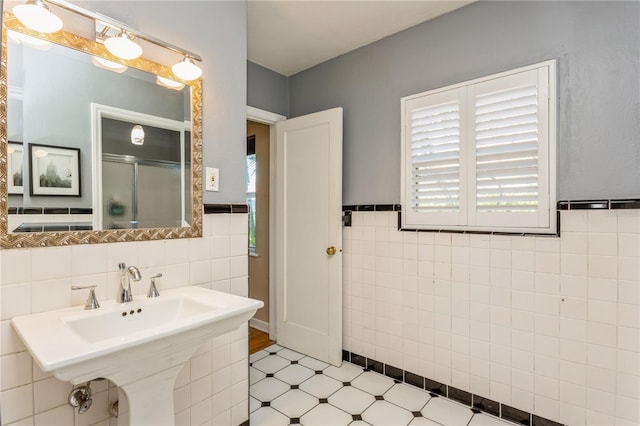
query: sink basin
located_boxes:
[12,286,263,425]
[66,295,216,344]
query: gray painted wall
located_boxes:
[288,1,640,204]
[247,61,289,117]
[73,0,248,204]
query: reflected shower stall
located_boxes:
[100,117,191,229]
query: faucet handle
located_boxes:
[147,273,162,298]
[71,285,100,310]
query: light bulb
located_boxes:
[172,56,202,81]
[104,32,142,60]
[131,125,144,145]
[13,0,63,34]
[156,76,185,90]
[34,149,48,158]
[92,56,128,73]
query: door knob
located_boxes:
[326,246,337,256]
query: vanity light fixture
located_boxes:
[104,31,142,61]
[11,0,203,79]
[171,56,202,81]
[91,56,128,73]
[156,76,185,91]
[34,149,48,158]
[13,0,63,34]
[131,125,145,146]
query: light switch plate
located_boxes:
[205,167,219,191]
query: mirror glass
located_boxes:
[1,14,203,248]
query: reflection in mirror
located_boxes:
[96,112,191,230]
[1,13,203,248]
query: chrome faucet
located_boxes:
[117,263,141,303]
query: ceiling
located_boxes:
[247,1,473,77]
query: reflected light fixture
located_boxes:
[13,0,63,34]
[104,31,142,60]
[91,56,128,73]
[34,149,48,158]
[8,30,52,50]
[172,56,202,81]
[156,76,185,91]
[131,125,145,146]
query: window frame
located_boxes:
[401,60,557,234]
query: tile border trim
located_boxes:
[341,199,640,214]
[557,199,640,210]
[342,350,565,426]
[203,203,249,214]
[8,207,93,215]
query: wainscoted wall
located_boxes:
[342,209,639,426]
[0,213,249,426]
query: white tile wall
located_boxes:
[343,209,640,426]
[0,213,249,426]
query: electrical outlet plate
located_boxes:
[205,167,219,191]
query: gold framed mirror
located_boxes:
[1,12,203,248]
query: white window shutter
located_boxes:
[402,88,467,226]
[468,68,550,228]
[401,60,556,233]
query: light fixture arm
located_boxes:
[40,0,202,62]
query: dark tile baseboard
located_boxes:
[342,350,564,426]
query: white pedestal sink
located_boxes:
[12,286,263,425]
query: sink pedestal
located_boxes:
[120,365,183,426]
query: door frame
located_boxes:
[246,106,286,341]
[91,103,190,230]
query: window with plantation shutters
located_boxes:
[401,61,556,233]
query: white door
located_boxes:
[275,107,343,366]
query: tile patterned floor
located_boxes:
[250,345,517,426]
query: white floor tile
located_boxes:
[328,386,375,415]
[250,397,261,413]
[250,347,517,426]
[252,355,290,374]
[469,413,517,425]
[421,397,473,426]
[362,400,414,426]
[249,377,290,402]
[250,350,270,363]
[264,344,283,353]
[271,389,319,418]
[301,403,353,426]
[409,417,441,425]
[299,374,344,398]
[274,364,315,385]
[384,383,431,412]
[250,367,266,385]
[299,356,330,371]
[352,371,395,395]
[250,406,289,426]
[277,348,306,361]
[324,362,365,382]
